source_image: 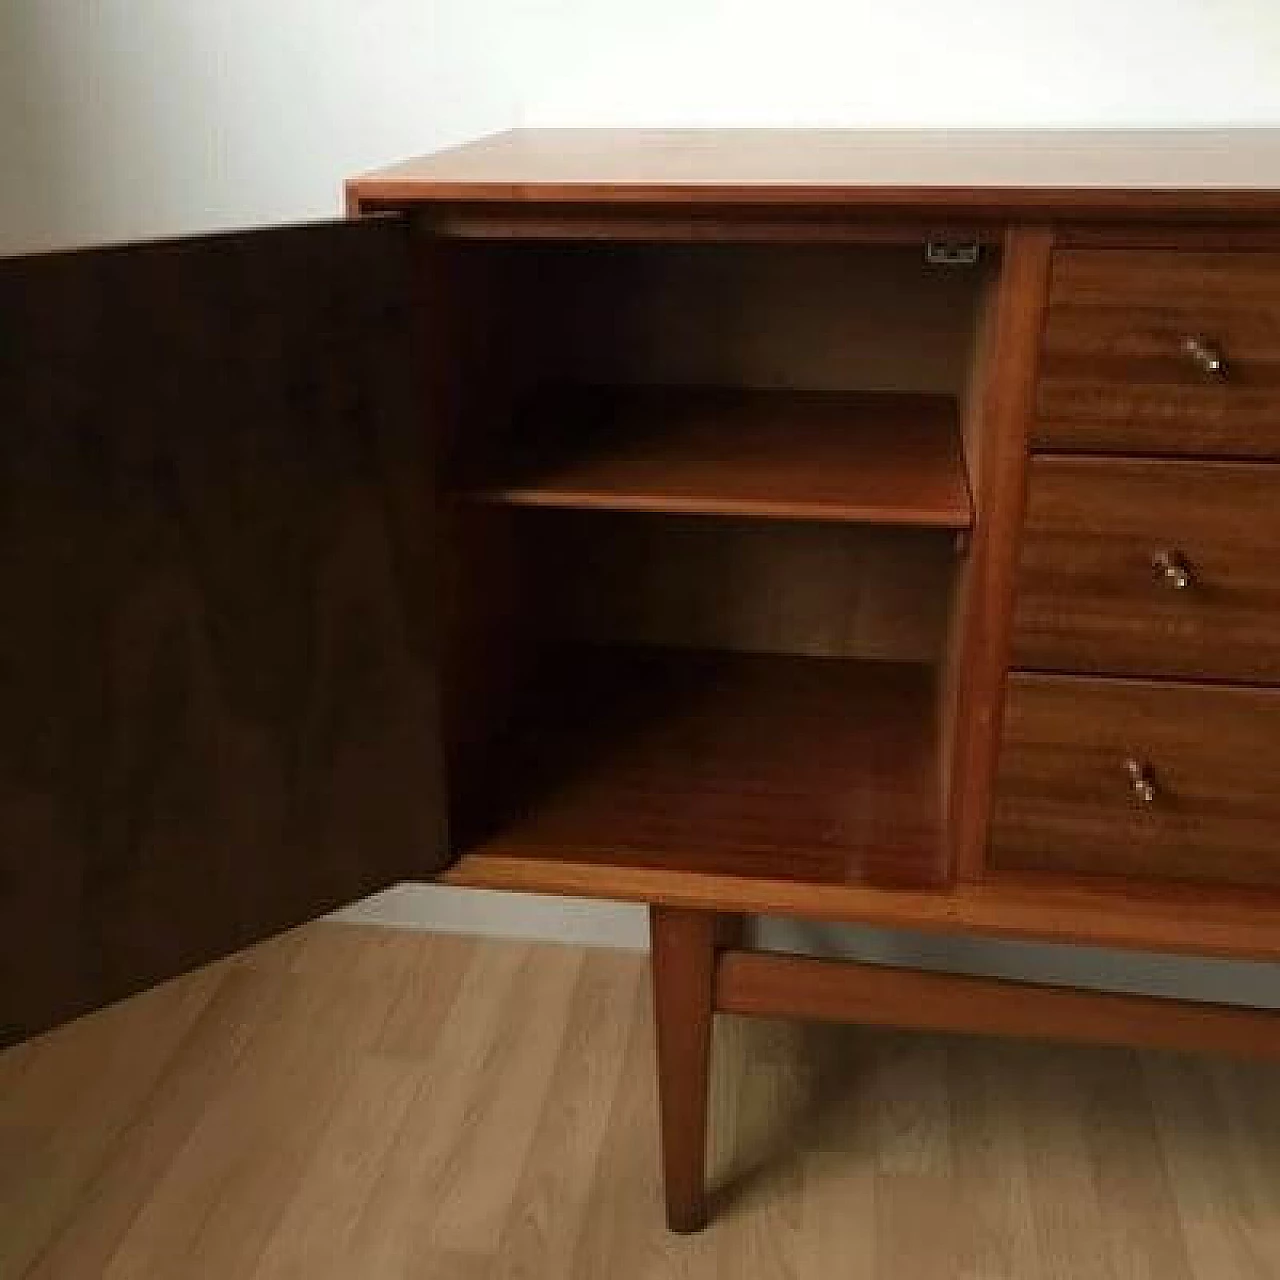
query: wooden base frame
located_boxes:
[648,905,1280,1234]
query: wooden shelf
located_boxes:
[458,646,945,890]
[469,387,971,528]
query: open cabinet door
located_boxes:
[0,218,447,1045]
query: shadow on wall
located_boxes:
[0,6,75,253]
[754,918,1280,1011]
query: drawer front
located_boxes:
[1035,249,1280,458]
[1012,457,1280,682]
[991,673,1280,889]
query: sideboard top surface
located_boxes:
[348,128,1280,217]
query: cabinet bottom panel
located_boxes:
[453,644,946,891]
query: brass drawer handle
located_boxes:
[1152,550,1193,590]
[1180,334,1227,377]
[1125,758,1157,804]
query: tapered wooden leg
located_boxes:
[650,905,717,1233]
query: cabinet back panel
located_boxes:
[516,243,991,395]
[531,513,952,661]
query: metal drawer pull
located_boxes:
[1180,334,1227,377]
[1125,758,1157,804]
[1152,549,1193,590]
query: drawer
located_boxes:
[990,673,1280,889]
[1012,456,1280,682]
[1035,249,1280,458]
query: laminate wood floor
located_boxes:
[2,923,1277,1279]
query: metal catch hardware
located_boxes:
[925,241,981,266]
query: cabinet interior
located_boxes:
[422,231,1000,889]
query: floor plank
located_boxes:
[488,948,640,1280]
[1,923,1277,1280]
[3,964,232,1279]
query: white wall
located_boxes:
[3,2,1278,1005]
[0,1,522,253]
[523,0,1280,128]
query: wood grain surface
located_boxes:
[471,387,971,527]
[448,853,1280,962]
[992,673,1280,889]
[497,242,987,398]
[716,949,1280,1059]
[1036,249,1280,457]
[1013,456,1280,682]
[348,129,1280,219]
[946,227,1055,880]
[536,512,954,663]
[0,221,447,1045]
[459,646,945,891]
[650,908,717,1233]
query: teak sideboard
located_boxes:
[4,129,1280,1231]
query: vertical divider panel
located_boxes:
[945,226,1055,881]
